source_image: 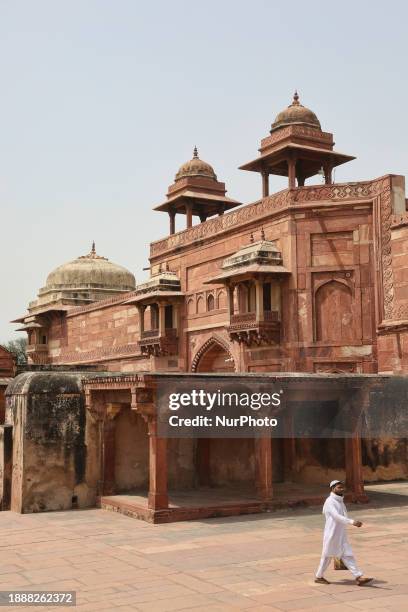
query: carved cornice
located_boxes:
[150,178,390,260]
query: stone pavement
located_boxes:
[0,482,408,612]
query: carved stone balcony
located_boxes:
[139,328,178,357]
[228,310,280,345]
[26,343,49,364]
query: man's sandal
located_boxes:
[315,577,330,584]
[356,577,373,586]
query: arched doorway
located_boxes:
[192,339,255,493]
[192,337,235,373]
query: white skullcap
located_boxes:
[330,480,343,488]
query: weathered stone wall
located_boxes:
[5,372,99,513]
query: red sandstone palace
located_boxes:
[13,93,408,376]
[3,93,408,521]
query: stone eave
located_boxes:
[124,290,184,304]
[154,190,241,213]
[204,264,290,284]
[239,144,355,173]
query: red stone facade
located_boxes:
[19,175,407,379]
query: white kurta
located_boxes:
[321,492,355,557]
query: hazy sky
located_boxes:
[1,0,407,341]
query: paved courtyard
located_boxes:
[0,482,408,611]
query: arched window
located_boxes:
[218,290,226,309]
[207,294,215,311]
[315,281,354,342]
[196,296,205,314]
[187,298,195,315]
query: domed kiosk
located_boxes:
[240,91,355,194]
[154,147,241,234]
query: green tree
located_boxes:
[2,337,28,365]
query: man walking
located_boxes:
[315,480,373,585]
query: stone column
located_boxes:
[147,418,168,510]
[227,284,234,317]
[288,157,296,189]
[158,302,166,336]
[271,282,281,319]
[172,303,179,331]
[102,403,122,495]
[168,210,176,235]
[343,389,366,500]
[283,411,296,481]
[324,163,333,185]
[137,305,146,335]
[255,279,264,321]
[255,436,273,501]
[185,203,193,229]
[261,170,269,197]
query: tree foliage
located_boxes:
[2,337,28,365]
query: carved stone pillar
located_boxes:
[172,303,179,331]
[87,393,106,497]
[158,302,166,337]
[261,170,269,197]
[169,210,176,235]
[227,284,234,317]
[288,156,296,189]
[271,282,281,319]
[255,436,273,501]
[283,410,296,481]
[147,418,168,510]
[185,203,193,229]
[255,279,264,322]
[342,390,366,500]
[102,403,122,495]
[137,305,146,335]
[324,163,333,185]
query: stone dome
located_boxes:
[175,147,217,181]
[44,243,135,292]
[271,91,321,132]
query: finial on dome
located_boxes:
[91,241,96,255]
[193,146,198,159]
[292,90,300,105]
[261,227,265,241]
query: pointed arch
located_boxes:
[191,336,236,373]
